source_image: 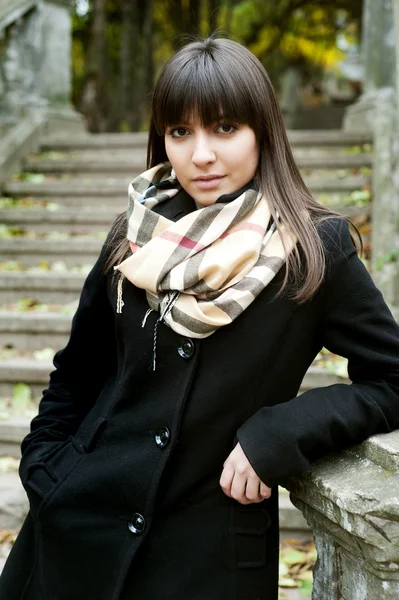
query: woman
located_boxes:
[1,36,399,600]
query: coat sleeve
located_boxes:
[20,238,117,461]
[237,218,399,488]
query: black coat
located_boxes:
[1,191,399,600]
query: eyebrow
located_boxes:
[167,122,191,128]
[167,115,232,128]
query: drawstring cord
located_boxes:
[114,267,180,371]
[262,212,279,247]
[142,308,153,327]
[149,291,180,371]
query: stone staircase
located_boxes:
[0,129,372,538]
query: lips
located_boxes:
[194,175,224,181]
[193,175,225,190]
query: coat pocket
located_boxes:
[229,503,271,569]
[22,436,83,521]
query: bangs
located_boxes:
[152,51,262,135]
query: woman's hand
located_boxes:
[220,442,272,504]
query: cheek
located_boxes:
[236,139,259,176]
[164,138,173,163]
[164,142,185,175]
[248,139,260,173]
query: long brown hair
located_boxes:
[106,35,356,302]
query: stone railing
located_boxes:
[0,0,43,130]
[290,2,399,597]
[0,0,84,187]
[287,430,399,599]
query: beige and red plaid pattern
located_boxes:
[115,163,295,338]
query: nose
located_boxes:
[191,132,216,166]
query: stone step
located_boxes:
[0,203,370,236]
[0,311,72,350]
[287,130,371,147]
[0,236,104,267]
[3,182,128,206]
[0,272,85,304]
[25,156,145,174]
[0,358,54,398]
[24,153,373,174]
[39,130,371,151]
[0,471,28,530]
[3,175,369,202]
[0,207,119,234]
[0,361,347,406]
[40,131,149,150]
[29,148,147,161]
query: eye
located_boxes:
[169,127,189,138]
[216,123,238,134]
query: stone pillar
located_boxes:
[287,431,399,599]
[21,1,47,109]
[280,67,302,130]
[343,0,399,313]
[363,0,396,92]
[37,0,84,132]
[395,0,399,113]
[344,0,396,132]
[371,88,399,306]
[394,0,399,308]
[0,0,84,133]
[0,19,25,124]
[39,0,71,106]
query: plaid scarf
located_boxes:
[114,163,295,341]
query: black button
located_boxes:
[178,338,195,359]
[128,513,146,535]
[155,426,170,448]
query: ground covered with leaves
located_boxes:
[279,538,315,598]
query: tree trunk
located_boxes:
[170,0,201,47]
[120,0,140,130]
[81,0,108,132]
[209,0,218,32]
[142,0,154,124]
[187,0,201,35]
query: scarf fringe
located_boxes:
[115,272,125,314]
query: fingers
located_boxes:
[220,466,270,504]
[220,465,252,504]
[220,442,272,505]
[231,472,251,505]
[260,481,272,499]
[219,464,234,498]
[245,476,263,504]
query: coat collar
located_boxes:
[152,188,196,222]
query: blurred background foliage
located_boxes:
[72,0,363,132]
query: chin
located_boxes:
[194,194,219,207]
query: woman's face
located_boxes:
[164,115,259,206]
